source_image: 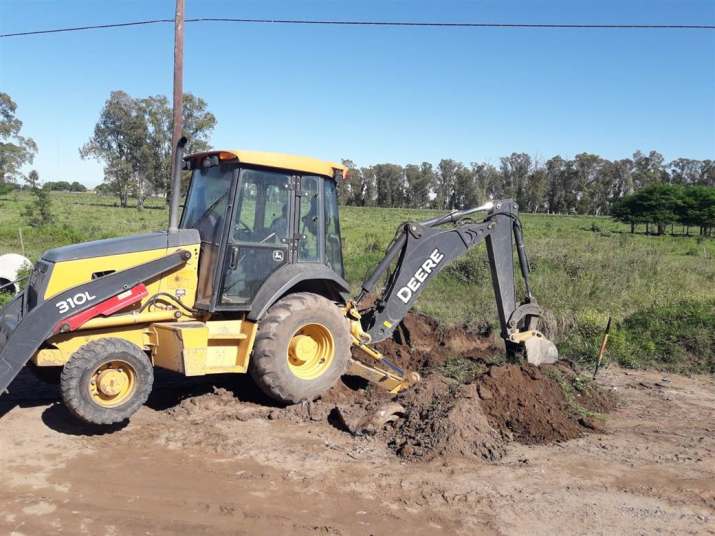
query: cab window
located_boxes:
[181,165,233,244]
[233,169,291,244]
[324,180,344,276]
[298,176,320,261]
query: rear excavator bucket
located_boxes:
[515,330,559,366]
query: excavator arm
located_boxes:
[346,199,558,392]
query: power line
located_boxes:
[1,17,714,38]
[1,19,174,38]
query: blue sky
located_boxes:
[1,0,714,186]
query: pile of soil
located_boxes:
[155,311,616,463]
[477,361,615,444]
[387,361,616,461]
[358,312,616,461]
[387,374,506,461]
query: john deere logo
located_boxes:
[397,249,445,304]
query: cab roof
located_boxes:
[186,149,348,179]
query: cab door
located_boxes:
[219,168,292,306]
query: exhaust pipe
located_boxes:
[168,136,188,233]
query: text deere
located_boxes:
[397,249,445,304]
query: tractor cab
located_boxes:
[180,150,348,312]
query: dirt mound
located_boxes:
[385,362,616,462]
[387,374,506,461]
[477,362,615,444]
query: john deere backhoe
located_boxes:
[0,141,557,425]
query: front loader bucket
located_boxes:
[0,293,28,392]
[0,250,191,395]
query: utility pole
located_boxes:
[170,0,184,205]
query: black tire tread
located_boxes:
[250,292,350,404]
[60,337,153,426]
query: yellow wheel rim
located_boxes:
[287,323,335,380]
[88,360,137,408]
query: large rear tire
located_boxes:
[60,338,153,425]
[250,292,351,403]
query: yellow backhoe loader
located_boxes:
[0,140,557,425]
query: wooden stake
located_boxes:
[593,316,612,380]
[18,228,25,256]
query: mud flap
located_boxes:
[0,251,190,394]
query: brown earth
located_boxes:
[0,314,713,534]
[371,311,497,371]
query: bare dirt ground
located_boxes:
[1,362,713,536]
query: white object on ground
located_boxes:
[0,253,32,294]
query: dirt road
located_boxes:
[1,366,713,536]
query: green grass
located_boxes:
[542,367,605,421]
[2,191,714,372]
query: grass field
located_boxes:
[2,190,714,373]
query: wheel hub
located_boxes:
[289,335,320,365]
[97,369,128,397]
[287,324,335,380]
[88,360,137,407]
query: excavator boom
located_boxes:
[349,199,557,385]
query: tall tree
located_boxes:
[404,162,434,209]
[667,158,702,185]
[544,156,574,213]
[473,162,502,200]
[373,164,405,208]
[632,150,667,189]
[525,166,548,212]
[0,93,38,183]
[22,169,53,227]
[81,91,215,208]
[700,160,715,187]
[453,164,476,209]
[573,153,606,214]
[338,159,359,204]
[139,94,216,200]
[434,159,460,209]
[359,166,377,206]
[500,153,531,208]
[80,91,148,207]
[606,158,635,198]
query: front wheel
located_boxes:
[250,292,351,403]
[60,338,154,425]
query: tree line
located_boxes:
[612,184,715,236]
[2,89,713,224]
[0,180,87,193]
[339,153,715,215]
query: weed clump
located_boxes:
[562,300,715,374]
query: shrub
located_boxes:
[561,300,715,374]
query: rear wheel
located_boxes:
[60,338,153,425]
[250,292,351,403]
